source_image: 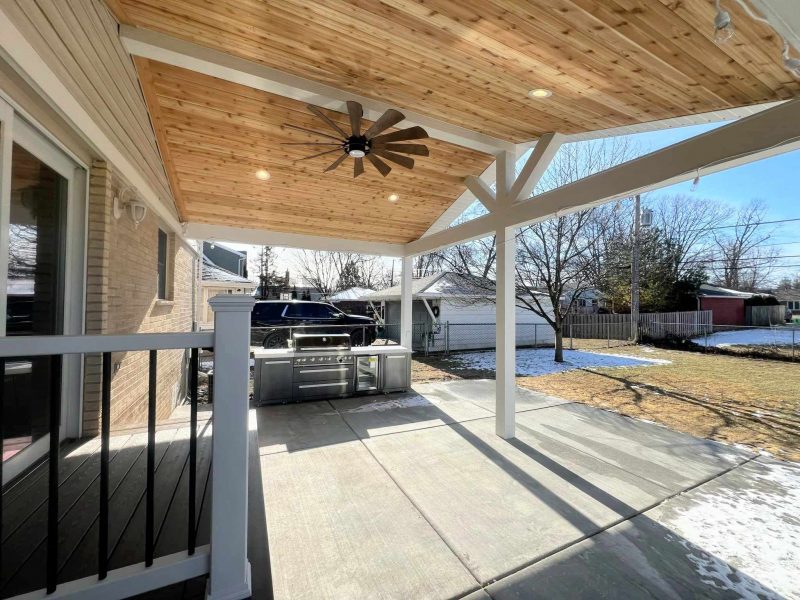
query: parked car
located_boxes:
[251,300,377,348]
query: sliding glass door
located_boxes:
[1,97,85,483]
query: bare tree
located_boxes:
[711,199,778,291]
[516,138,639,361]
[250,245,281,299]
[295,251,391,295]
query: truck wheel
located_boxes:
[350,330,365,347]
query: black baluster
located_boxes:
[0,357,5,580]
[188,348,198,555]
[99,352,112,579]
[47,355,62,593]
[146,350,157,567]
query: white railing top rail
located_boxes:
[0,331,214,358]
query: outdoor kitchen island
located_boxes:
[252,333,412,405]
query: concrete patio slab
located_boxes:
[331,389,493,438]
[412,379,571,414]
[516,402,754,492]
[362,415,671,583]
[487,456,799,600]
[255,400,357,455]
[260,440,479,600]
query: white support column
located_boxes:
[400,256,413,349]
[495,225,516,439]
[207,295,255,600]
[495,150,516,205]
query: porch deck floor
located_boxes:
[256,379,798,599]
[1,412,213,599]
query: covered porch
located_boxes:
[2,1,800,598]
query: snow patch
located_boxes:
[694,328,797,348]
[660,460,800,598]
[443,347,670,377]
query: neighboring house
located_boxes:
[328,286,376,317]
[202,241,247,278]
[775,289,800,319]
[364,272,555,351]
[697,284,781,326]
[561,288,606,314]
[199,256,257,328]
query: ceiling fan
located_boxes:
[283,101,429,177]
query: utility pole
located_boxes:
[631,194,641,342]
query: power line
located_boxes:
[677,216,800,233]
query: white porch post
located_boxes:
[207,295,255,600]
[400,255,413,348]
[495,225,516,438]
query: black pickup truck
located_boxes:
[251,300,377,348]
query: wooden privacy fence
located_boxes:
[746,305,785,326]
[565,310,713,340]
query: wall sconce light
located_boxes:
[113,187,148,228]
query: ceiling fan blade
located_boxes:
[372,149,414,169]
[324,153,349,172]
[346,101,363,136]
[373,143,429,156]
[297,148,343,161]
[283,123,342,142]
[354,157,364,178]
[307,105,348,138]
[363,109,405,139]
[366,153,392,177]
[370,125,428,145]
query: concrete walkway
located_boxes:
[255,380,799,600]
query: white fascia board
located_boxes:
[120,25,514,155]
[563,101,784,143]
[0,8,182,234]
[406,98,800,256]
[185,222,405,257]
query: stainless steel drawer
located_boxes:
[255,359,293,405]
[293,365,354,384]
[292,380,353,401]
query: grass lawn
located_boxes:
[413,346,800,462]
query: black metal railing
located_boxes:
[1,333,211,596]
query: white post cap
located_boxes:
[209,295,255,312]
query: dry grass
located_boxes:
[413,347,800,462]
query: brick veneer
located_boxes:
[82,161,197,435]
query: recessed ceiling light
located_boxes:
[527,88,552,99]
[255,169,271,181]
[388,193,400,203]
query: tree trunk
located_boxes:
[554,326,564,362]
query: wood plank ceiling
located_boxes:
[136,60,494,243]
[112,0,799,242]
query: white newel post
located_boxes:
[496,226,516,439]
[400,255,413,349]
[208,295,255,600]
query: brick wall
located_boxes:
[83,160,197,435]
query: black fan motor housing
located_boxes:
[345,135,369,157]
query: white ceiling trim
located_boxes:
[120,25,514,155]
[185,223,405,257]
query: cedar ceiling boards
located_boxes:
[112,0,799,243]
[116,0,798,142]
[136,60,494,243]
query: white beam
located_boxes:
[495,225,515,439]
[400,256,413,349]
[507,133,564,202]
[0,8,182,234]
[405,98,800,257]
[185,223,404,257]
[120,25,513,155]
[464,175,497,212]
[495,150,516,204]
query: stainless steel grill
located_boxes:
[291,333,354,401]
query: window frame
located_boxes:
[156,228,168,300]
